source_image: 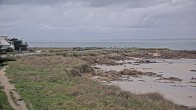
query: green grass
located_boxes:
[5,56,188,110]
[55,51,101,57]
[0,86,13,110]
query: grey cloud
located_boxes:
[0,0,172,8]
[0,0,64,5]
[0,0,195,41]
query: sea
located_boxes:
[28,39,196,50]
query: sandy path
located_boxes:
[0,67,28,110]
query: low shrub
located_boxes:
[69,64,95,77]
[5,47,14,52]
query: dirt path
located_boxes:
[0,66,28,110]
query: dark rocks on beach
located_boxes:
[190,70,196,72]
[81,49,196,67]
[119,69,143,76]
[145,72,162,77]
[188,81,196,84]
[93,69,160,82]
[161,82,175,84]
[134,60,157,64]
[170,85,184,87]
[132,63,140,65]
[190,77,196,80]
[157,77,182,82]
[138,80,145,82]
[118,69,160,77]
[127,62,132,64]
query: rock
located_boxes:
[157,77,182,82]
[190,70,196,72]
[119,69,143,75]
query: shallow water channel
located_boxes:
[94,58,196,108]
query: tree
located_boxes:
[9,38,28,51]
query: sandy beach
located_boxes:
[95,58,196,107]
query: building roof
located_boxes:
[0,37,11,46]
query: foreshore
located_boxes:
[94,58,196,107]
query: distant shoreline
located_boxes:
[27,38,196,42]
[27,39,196,50]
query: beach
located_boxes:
[94,58,196,107]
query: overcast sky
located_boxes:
[0,0,196,41]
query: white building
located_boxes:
[0,36,15,50]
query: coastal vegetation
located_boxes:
[5,48,195,110]
[0,86,13,110]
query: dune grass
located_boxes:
[0,86,13,110]
[5,56,188,110]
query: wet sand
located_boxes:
[95,58,196,108]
